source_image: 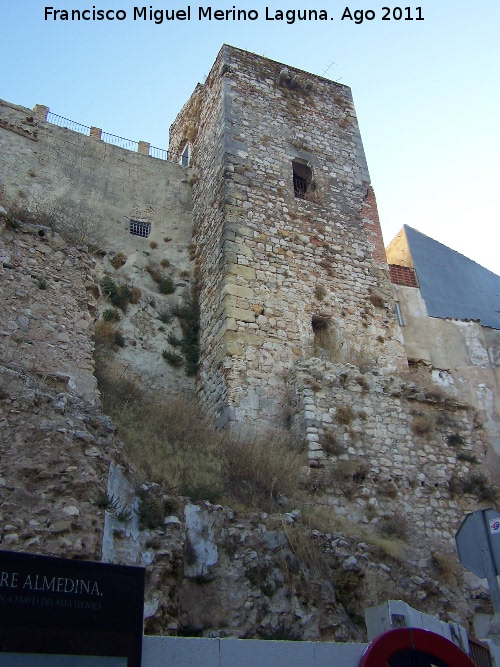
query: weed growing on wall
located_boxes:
[411,413,434,438]
[94,492,131,522]
[94,320,126,352]
[432,551,460,586]
[157,308,173,324]
[334,405,355,425]
[449,472,497,502]
[171,292,200,376]
[137,495,166,530]
[109,252,127,269]
[378,514,408,540]
[100,276,138,312]
[146,265,176,295]
[314,284,327,301]
[102,308,121,323]
[162,350,183,367]
[167,333,182,347]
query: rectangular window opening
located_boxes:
[180,144,190,167]
[129,220,151,238]
[292,160,313,199]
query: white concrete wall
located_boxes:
[141,636,368,667]
[485,640,500,666]
[365,600,469,653]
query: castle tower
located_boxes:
[170,46,407,428]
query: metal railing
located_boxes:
[46,112,91,136]
[101,131,138,153]
[149,145,169,161]
[45,111,175,162]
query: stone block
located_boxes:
[226,263,256,280]
[223,283,254,299]
[227,341,244,356]
[224,331,263,348]
[226,222,254,238]
[226,240,253,258]
[226,306,256,323]
[50,520,72,534]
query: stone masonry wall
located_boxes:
[0,97,197,395]
[0,215,99,401]
[0,97,192,259]
[170,52,234,426]
[392,282,500,485]
[0,213,125,559]
[170,46,407,429]
[289,358,491,554]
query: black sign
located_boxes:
[0,550,144,666]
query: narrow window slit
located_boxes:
[292,160,314,198]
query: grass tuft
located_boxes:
[95,362,303,509]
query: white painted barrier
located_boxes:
[141,636,369,667]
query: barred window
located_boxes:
[129,220,151,238]
[292,160,314,198]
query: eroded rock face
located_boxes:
[0,220,100,402]
[0,217,123,559]
[0,364,122,559]
[102,485,489,642]
[105,494,361,641]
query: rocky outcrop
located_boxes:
[0,213,99,401]
[102,484,487,641]
[0,364,121,559]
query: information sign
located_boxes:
[0,550,144,666]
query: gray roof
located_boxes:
[404,225,500,330]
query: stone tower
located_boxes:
[170,45,407,428]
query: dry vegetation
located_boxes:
[2,196,110,249]
[96,362,415,575]
[94,358,304,511]
[94,357,412,566]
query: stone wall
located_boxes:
[393,282,500,483]
[170,45,407,429]
[0,98,197,394]
[0,50,496,639]
[0,97,192,259]
[0,214,99,401]
[101,483,476,640]
[288,358,491,553]
[0,214,124,559]
[170,57,230,426]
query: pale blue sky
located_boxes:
[2,1,499,274]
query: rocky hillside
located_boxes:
[0,205,492,640]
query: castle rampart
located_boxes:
[0,97,192,257]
